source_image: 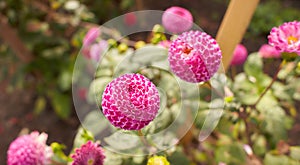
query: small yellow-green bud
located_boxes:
[151,33,167,44]
[152,24,165,33]
[107,39,117,48]
[134,41,146,49]
[118,43,128,53]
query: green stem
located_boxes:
[137,130,152,149]
[253,60,285,107]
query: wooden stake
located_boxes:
[216,0,260,70]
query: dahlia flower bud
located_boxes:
[268,21,300,55]
[7,131,53,165]
[230,44,248,66]
[83,27,100,47]
[71,141,105,165]
[168,30,222,83]
[102,73,160,130]
[258,44,281,58]
[162,6,193,34]
[147,156,170,165]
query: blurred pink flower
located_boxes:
[168,30,222,83]
[83,27,100,46]
[124,13,137,26]
[258,44,281,58]
[90,40,108,62]
[159,40,171,48]
[78,88,87,100]
[102,73,160,130]
[268,21,300,55]
[7,131,52,165]
[71,141,105,165]
[162,6,193,34]
[230,44,248,65]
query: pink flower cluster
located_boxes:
[168,30,222,83]
[268,21,300,55]
[82,27,108,62]
[7,131,53,165]
[71,141,105,165]
[102,73,160,130]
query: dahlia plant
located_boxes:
[7,5,300,165]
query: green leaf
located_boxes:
[215,142,247,164]
[51,142,70,163]
[168,150,191,165]
[33,96,46,115]
[253,135,267,156]
[233,73,260,105]
[290,146,300,161]
[72,127,94,150]
[48,91,71,119]
[87,77,112,104]
[82,110,108,137]
[257,96,292,144]
[131,45,168,65]
[244,53,263,78]
[103,150,123,165]
[143,107,173,134]
[104,130,141,151]
[263,153,300,165]
[120,0,134,9]
[58,69,72,91]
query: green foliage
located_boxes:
[249,0,300,37]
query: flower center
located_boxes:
[87,159,94,165]
[287,36,298,44]
[182,44,193,55]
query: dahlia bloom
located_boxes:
[230,44,248,66]
[90,40,108,62]
[7,131,53,165]
[258,44,281,58]
[162,6,193,34]
[83,27,100,47]
[147,156,170,165]
[102,73,160,130]
[71,141,105,165]
[268,21,300,55]
[168,30,222,83]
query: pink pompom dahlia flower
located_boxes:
[268,21,300,55]
[230,44,248,66]
[102,73,160,130]
[7,131,53,165]
[168,30,222,83]
[71,141,105,165]
[162,6,193,34]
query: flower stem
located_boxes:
[253,60,285,106]
[137,130,152,149]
